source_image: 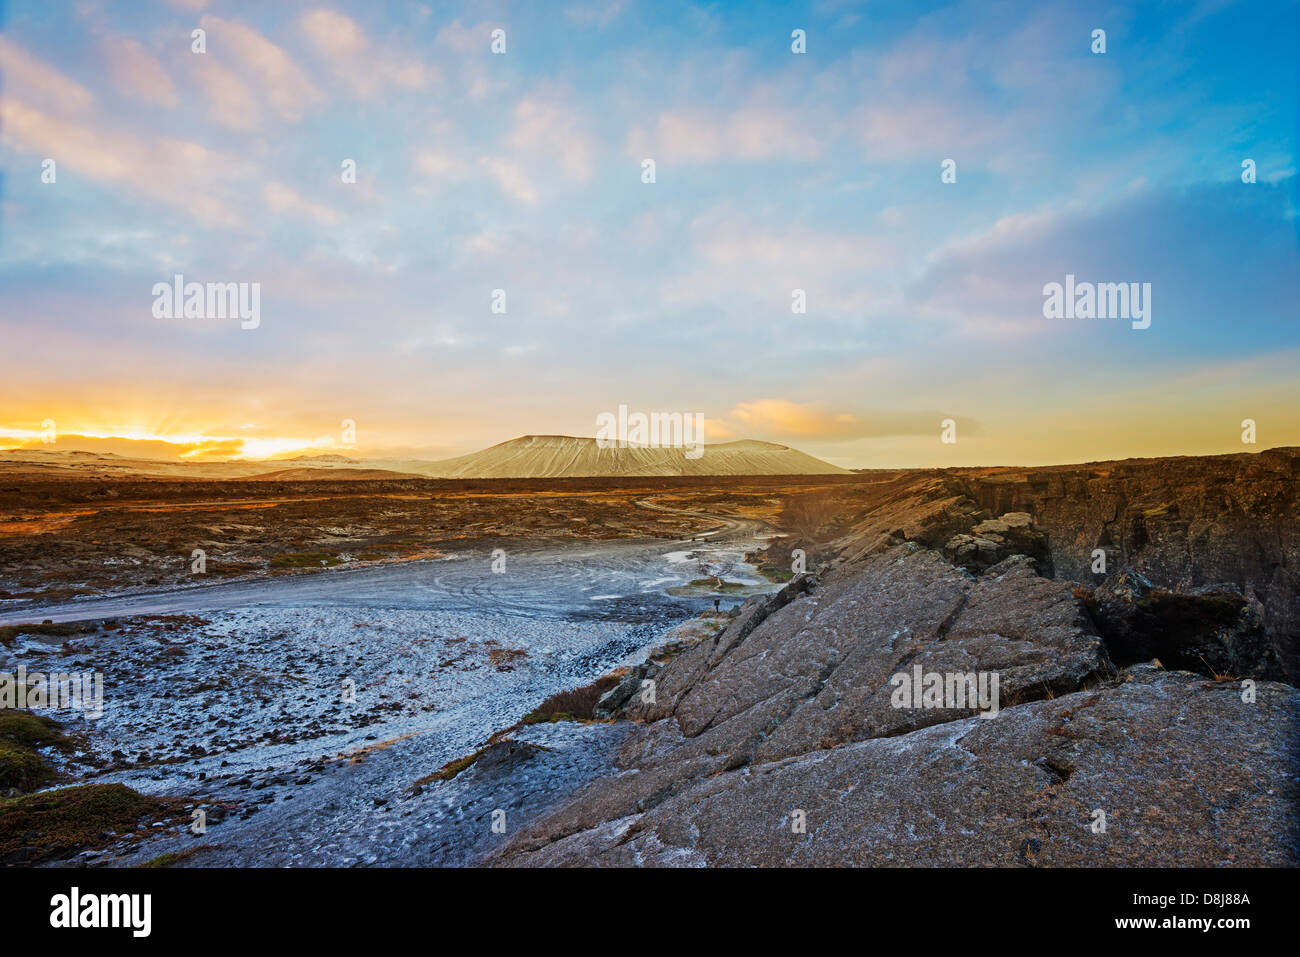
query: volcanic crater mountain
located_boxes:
[407,435,850,479]
[0,435,848,480]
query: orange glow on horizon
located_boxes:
[0,426,342,462]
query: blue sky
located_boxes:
[1,0,1297,466]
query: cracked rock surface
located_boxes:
[492,667,1296,867]
[489,475,1300,867]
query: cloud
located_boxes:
[509,92,595,180]
[190,55,262,131]
[413,150,468,181]
[0,431,338,461]
[0,36,95,114]
[299,8,436,97]
[411,91,594,202]
[434,20,496,54]
[905,182,1300,344]
[565,0,627,28]
[101,37,179,108]
[0,98,245,227]
[262,182,342,224]
[200,15,322,121]
[299,8,367,59]
[695,216,891,274]
[714,399,860,439]
[479,157,538,205]
[708,399,971,443]
[856,99,1009,160]
[629,101,822,164]
[659,211,898,317]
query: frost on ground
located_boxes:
[2,606,684,866]
[0,502,780,866]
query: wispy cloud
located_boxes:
[0,36,95,113]
[0,0,1295,466]
[200,15,322,121]
[300,8,437,96]
[0,98,246,226]
[101,37,180,108]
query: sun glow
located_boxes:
[0,426,340,461]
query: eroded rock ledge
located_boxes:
[489,470,1299,867]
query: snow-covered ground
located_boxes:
[5,515,777,866]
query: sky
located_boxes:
[0,0,1297,468]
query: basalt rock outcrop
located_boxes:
[1082,570,1282,680]
[946,448,1300,684]
[943,512,1053,574]
[493,667,1296,867]
[489,451,1299,867]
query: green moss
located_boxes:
[0,742,54,791]
[0,712,73,751]
[0,713,74,793]
[423,746,490,784]
[135,845,215,868]
[0,621,84,647]
[0,783,174,864]
[685,577,749,594]
[756,563,795,583]
[269,552,342,569]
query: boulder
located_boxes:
[1086,570,1283,680]
[944,512,1053,574]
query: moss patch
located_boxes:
[425,745,491,783]
[270,551,343,569]
[667,576,755,597]
[0,712,73,750]
[0,621,85,648]
[0,783,176,864]
[413,669,626,792]
[0,743,53,792]
[135,844,217,868]
[754,563,795,583]
[522,672,624,724]
[0,713,76,793]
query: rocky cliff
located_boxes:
[945,448,1300,683]
[488,449,1299,866]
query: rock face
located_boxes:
[493,669,1296,867]
[943,512,1053,574]
[620,544,1106,763]
[1084,570,1282,680]
[489,453,1300,867]
[945,448,1300,684]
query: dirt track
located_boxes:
[0,498,768,626]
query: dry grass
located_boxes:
[522,671,625,724]
[0,784,180,864]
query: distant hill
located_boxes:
[405,435,850,478]
[0,436,849,479]
[243,467,426,481]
